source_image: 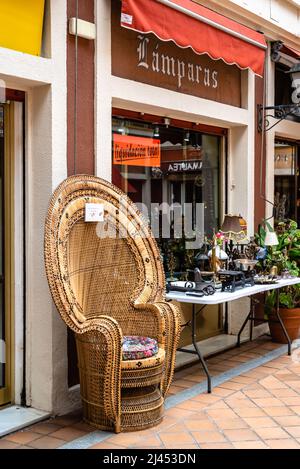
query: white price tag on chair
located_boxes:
[85,203,104,222]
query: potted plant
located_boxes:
[266,284,300,343]
[256,220,300,343]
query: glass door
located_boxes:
[112,115,225,342]
[0,104,12,406]
[274,141,298,224]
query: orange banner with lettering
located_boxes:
[113,134,161,167]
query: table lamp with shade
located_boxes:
[220,214,247,243]
[264,230,279,246]
[219,214,247,267]
[263,229,279,275]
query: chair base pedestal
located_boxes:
[81,385,164,433]
[77,333,166,433]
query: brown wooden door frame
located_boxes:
[0,103,14,406]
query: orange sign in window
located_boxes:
[113,134,161,167]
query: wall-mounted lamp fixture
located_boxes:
[184,131,190,142]
[118,121,126,135]
[270,41,283,63]
[164,117,171,127]
[153,126,160,137]
[258,61,300,132]
[286,61,300,85]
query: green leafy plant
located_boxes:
[265,284,300,314]
[256,219,300,275]
[276,220,300,266]
[256,220,300,313]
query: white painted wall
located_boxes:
[228,71,256,235]
[25,0,79,415]
[13,102,24,406]
[225,0,299,35]
[26,84,53,411]
[0,0,76,414]
[197,0,300,46]
[95,0,112,182]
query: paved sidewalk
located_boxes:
[1,337,300,449]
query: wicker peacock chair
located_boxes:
[44,175,181,433]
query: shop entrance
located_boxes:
[0,103,13,406]
[112,111,226,342]
[274,140,299,225]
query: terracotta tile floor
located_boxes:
[1,336,300,449]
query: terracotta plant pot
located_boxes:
[268,308,300,343]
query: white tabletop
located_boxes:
[166,277,300,305]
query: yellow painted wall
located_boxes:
[0,0,45,56]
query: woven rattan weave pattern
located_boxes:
[44,175,181,432]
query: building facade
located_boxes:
[0,0,300,420]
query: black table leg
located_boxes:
[191,304,212,393]
[237,297,257,347]
[250,298,254,341]
[237,311,251,347]
[275,289,292,355]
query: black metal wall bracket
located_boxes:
[258,103,300,132]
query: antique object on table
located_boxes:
[261,229,279,273]
[166,278,215,297]
[208,245,228,272]
[218,270,255,292]
[254,274,278,284]
[194,250,210,271]
[244,236,258,260]
[220,214,247,243]
[270,265,278,277]
[234,259,258,272]
[220,214,247,268]
[44,175,181,433]
[281,268,291,279]
[264,229,279,246]
[194,267,203,288]
[210,241,218,276]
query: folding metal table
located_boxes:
[166,277,300,393]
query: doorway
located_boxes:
[0,103,14,406]
[274,140,299,225]
[112,113,226,344]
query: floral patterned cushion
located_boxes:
[122,336,159,361]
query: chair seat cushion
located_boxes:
[122,336,159,361]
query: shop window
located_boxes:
[275,63,300,123]
[112,116,223,279]
[274,140,299,224]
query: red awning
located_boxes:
[281,44,300,59]
[121,0,267,76]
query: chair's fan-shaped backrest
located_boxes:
[44,175,165,333]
